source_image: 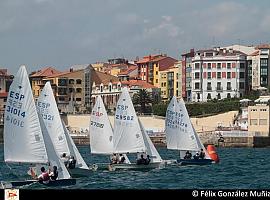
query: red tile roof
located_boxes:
[249,50,260,56]
[121,80,157,89]
[30,67,61,77]
[255,44,270,49]
[118,65,138,75]
[92,70,119,85]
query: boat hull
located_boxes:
[68,167,96,177]
[3,178,76,188]
[109,162,164,171]
[177,159,214,166]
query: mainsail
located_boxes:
[37,82,70,156]
[90,95,114,154]
[113,87,146,154]
[4,65,48,164]
[165,96,198,151]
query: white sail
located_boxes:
[113,87,146,154]
[37,82,70,156]
[139,119,162,163]
[4,65,48,164]
[39,115,70,179]
[62,120,89,169]
[90,96,114,154]
[165,96,198,151]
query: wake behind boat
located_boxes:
[165,96,219,166]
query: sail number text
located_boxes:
[115,115,134,121]
[91,121,104,128]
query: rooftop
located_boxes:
[30,67,61,77]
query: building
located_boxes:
[192,47,247,102]
[247,44,270,90]
[30,67,61,100]
[182,49,195,101]
[159,63,182,101]
[30,65,93,113]
[136,54,177,85]
[91,77,159,113]
[248,96,270,136]
[117,65,138,81]
[0,69,13,123]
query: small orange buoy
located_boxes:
[207,145,220,163]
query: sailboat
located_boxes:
[37,81,90,177]
[89,95,130,170]
[165,96,219,165]
[110,87,163,170]
[2,65,76,187]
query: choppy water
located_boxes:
[0,144,270,189]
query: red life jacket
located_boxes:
[42,172,50,181]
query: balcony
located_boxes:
[216,87,223,92]
[207,87,212,91]
[227,87,232,91]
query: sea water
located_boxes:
[0,144,270,189]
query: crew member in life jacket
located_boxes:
[49,166,58,181]
[37,167,50,184]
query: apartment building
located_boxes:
[192,47,247,102]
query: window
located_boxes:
[217,82,222,91]
[58,79,68,86]
[240,63,245,69]
[227,72,231,79]
[261,68,267,76]
[227,63,231,69]
[207,82,211,90]
[207,63,211,69]
[58,88,67,95]
[227,93,231,98]
[69,79,74,84]
[260,119,267,125]
[69,88,74,93]
[195,72,200,79]
[227,82,231,90]
[239,82,245,89]
[207,93,211,100]
[76,88,82,93]
[156,71,158,75]
[76,98,82,101]
[217,72,221,79]
[100,86,103,92]
[239,72,245,79]
[195,63,200,69]
[195,82,200,89]
[217,93,221,99]
[76,79,82,84]
[176,82,179,88]
[207,72,211,79]
[217,63,221,69]
[197,93,200,100]
[250,119,258,125]
[109,85,112,92]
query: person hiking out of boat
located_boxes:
[184,151,192,159]
[193,151,200,160]
[110,154,117,164]
[118,154,125,164]
[61,153,69,166]
[145,155,151,165]
[49,166,58,181]
[199,149,205,159]
[37,166,50,184]
[68,156,76,169]
[137,154,146,165]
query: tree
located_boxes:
[132,89,153,114]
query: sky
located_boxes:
[1,0,270,75]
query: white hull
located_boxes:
[109,162,164,171]
[67,167,96,177]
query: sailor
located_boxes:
[193,151,200,160]
[137,154,146,165]
[110,154,117,164]
[61,153,69,166]
[145,155,151,165]
[68,156,76,169]
[118,154,125,164]
[37,167,50,184]
[49,166,58,181]
[199,149,205,159]
[184,151,192,159]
